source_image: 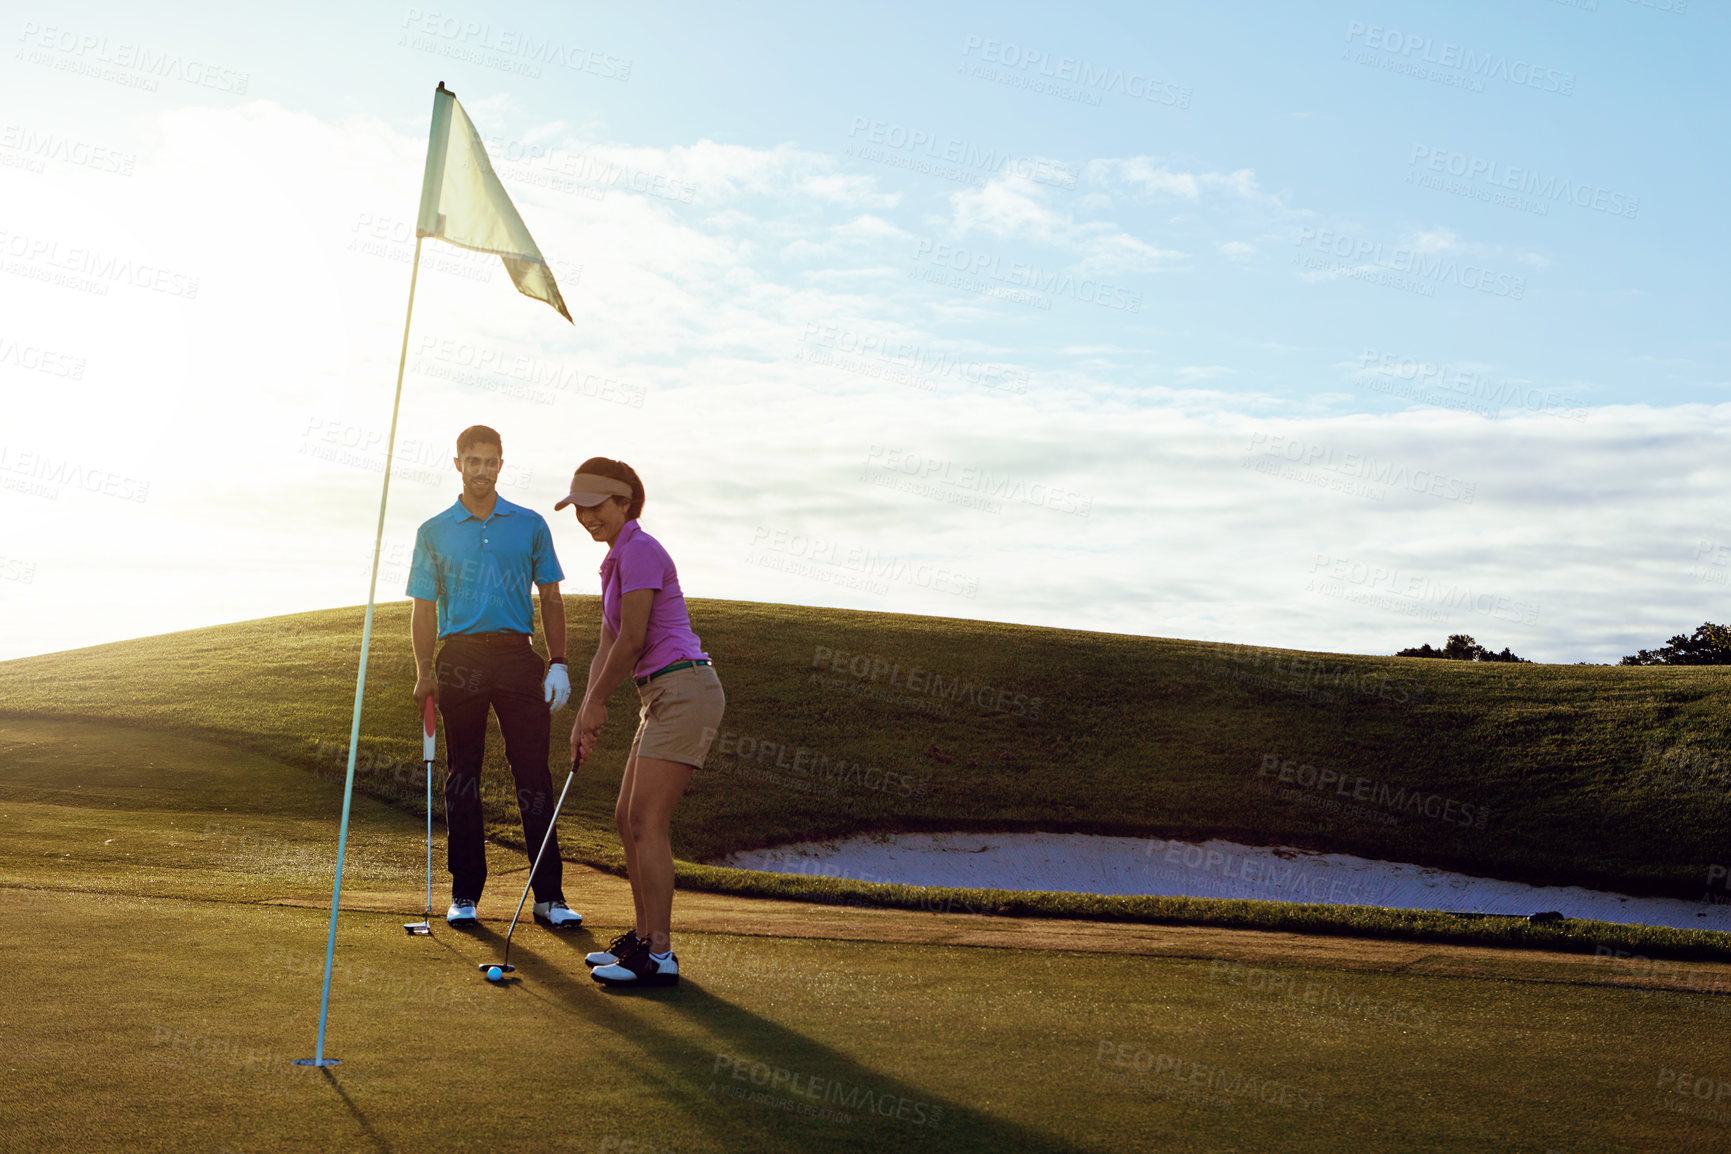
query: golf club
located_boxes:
[479,752,582,978]
[403,695,436,936]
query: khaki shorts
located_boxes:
[629,664,725,768]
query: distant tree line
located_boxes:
[1396,634,1529,663]
[1620,622,1731,666]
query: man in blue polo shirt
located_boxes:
[408,424,582,930]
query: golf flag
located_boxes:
[416,82,571,322]
[297,81,576,1070]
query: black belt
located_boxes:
[635,659,711,687]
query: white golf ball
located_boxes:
[486,966,503,982]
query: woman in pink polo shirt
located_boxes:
[555,457,724,988]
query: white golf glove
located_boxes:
[543,663,571,711]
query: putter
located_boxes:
[403,696,437,936]
[480,753,581,977]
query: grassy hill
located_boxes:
[2,597,1729,912]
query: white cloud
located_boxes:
[1087,158,1276,207]
[949,176,1069,241]
[0,99,1722,674]
[1413,228,1458,253]
[946,176,1186,273]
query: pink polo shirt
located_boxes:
[599,520,710,680]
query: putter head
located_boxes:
[478,962,516,974]
[403,921,432,936]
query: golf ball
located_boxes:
[486,966,503,982]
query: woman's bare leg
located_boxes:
[614,752,648,938]
[621,755,696,953]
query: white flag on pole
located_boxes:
[415,82,571,322]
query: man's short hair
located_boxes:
[457,425,503,457]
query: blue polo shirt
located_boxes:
[406,495,564,637]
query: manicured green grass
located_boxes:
[2,599,1729,924]
[4,717,1730,1152]
[12,891,1731,1153]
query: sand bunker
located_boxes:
[717,832,1731,932]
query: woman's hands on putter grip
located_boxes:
[572,697,605,766]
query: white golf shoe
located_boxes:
[445,898,479,926]
[532,899,583,929]
[592,942,679,988]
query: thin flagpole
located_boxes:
[296,235,426,1069]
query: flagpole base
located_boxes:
[293,1058,342,1068]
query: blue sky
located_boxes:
[1,0,1725,663]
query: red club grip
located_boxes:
[422,695,437,762]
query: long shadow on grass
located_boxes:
[495,939,1080,1154]
[321,1068,394,1154]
